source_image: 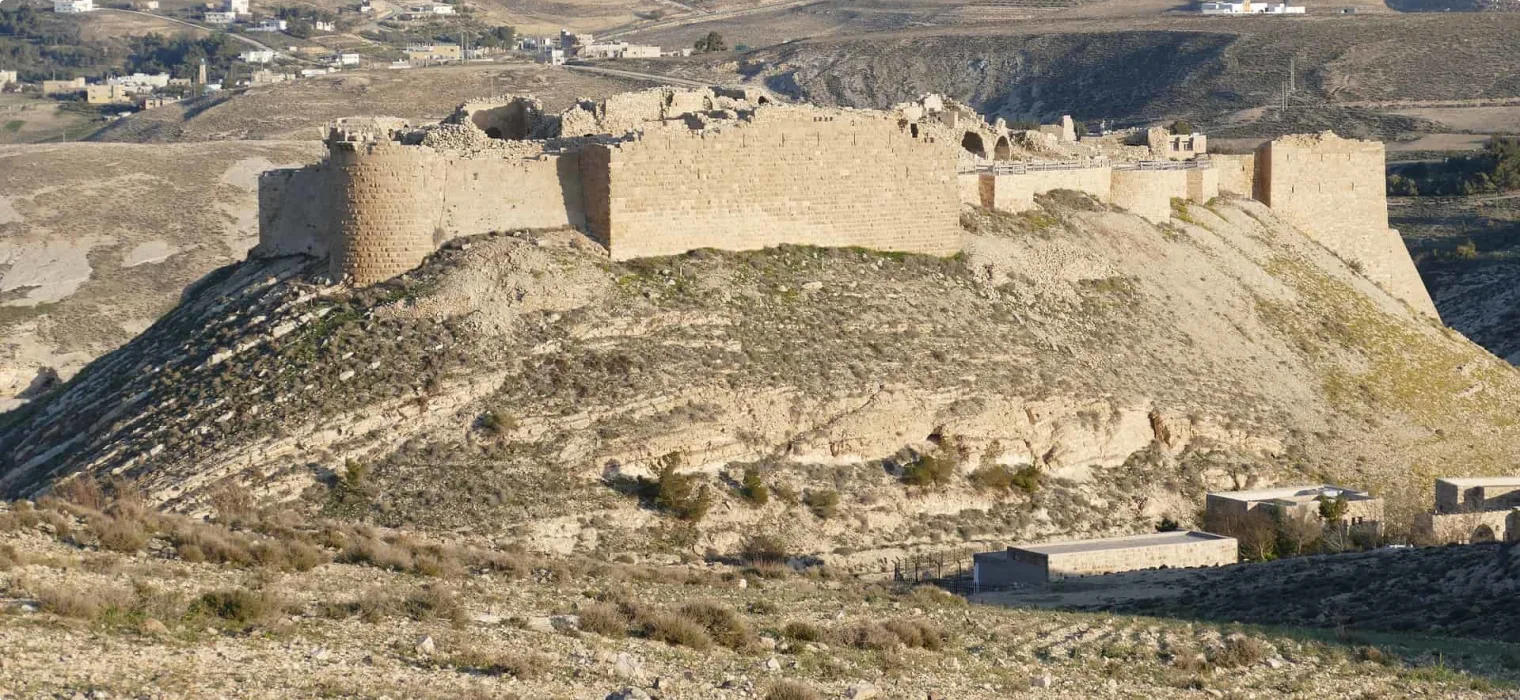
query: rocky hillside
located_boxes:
[743,16,1520,132]
[2,193,1517,569]
[0,140,324,411]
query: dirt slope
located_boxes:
[1,194,1515,568]
[0,140,325,411]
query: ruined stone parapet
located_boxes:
[1255,132,1437,317]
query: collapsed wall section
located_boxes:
[257,165,334,258]
[438,154,585,237]
[1256,134,1437,317]
[330,144,446,285]
[582,108,963,260]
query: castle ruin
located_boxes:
[255,86,1437,318]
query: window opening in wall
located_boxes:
[961,132,987,158]
[910,124,920,138]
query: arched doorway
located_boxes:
[961,132,987,158]
[993,136,1012,160]
[1473,524,1497,543]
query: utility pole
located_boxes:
[1288,55,1295,93]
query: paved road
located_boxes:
[565,64,712,89]
[100,8,277,52]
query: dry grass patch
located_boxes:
[764,679,821,700]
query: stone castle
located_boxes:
[256,86,1436,317]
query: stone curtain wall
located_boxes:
[1212,154,1255,197]
[257,165,335,258]
[1186,168,1219,204]
[1109,169,1189,224]
[1257,134,1438,316]
[582,108,964,261]
[439,154,585,236]
[330,144,445,285]
[977,167,1113,212]
[1045,537,1238,580]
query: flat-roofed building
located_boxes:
[1206,484,1382,536]
[1417,477,1520,544]
[972,531,1238,587]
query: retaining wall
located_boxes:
[1213,154,1255,196]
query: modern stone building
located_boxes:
[972,531,1238,587]
[1205,484,1383,536]
[1416,477,1520,544]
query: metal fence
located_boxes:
[959,156,1211,175]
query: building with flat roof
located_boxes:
[53,0,94,13]
[1201,1,1305,13]
[972,531,1238,587]
[1417,477,1520,544]
[1206,484,1382,536]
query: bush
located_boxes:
[902,452,956,488]
[740,533,788,565]
[189,589,275,625]
[1211,635,1267,668]
[679,600,754,650]
[578,602,630,638]
[446,648,546,678]
[783,620,823,642]
[640,611,714,649]
[95,517,148,553]
[642,453,712,523]
[884,618,948,650]
[402,586,465,625]
[740,466,770,506]
[1455,240,1479,260]
[1170,120,1194,135]
[804,490,839,519]
[478,409,516,435]
[764,680,821,700]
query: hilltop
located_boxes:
[2,192,1517,568]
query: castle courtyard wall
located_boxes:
[1213,154,1255,197]
[1256,135,1438,317]
[1187,167,1219,203]
[1044,536,1237,580]
[583,108,963,260]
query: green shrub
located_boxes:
[902,452,956,488]
[1211,636,1267,668]
[741,466,770,506]
[642,453,712,522]
[95,517,148,553]
[478,409,517,435]
[764,680,821,700]
[640,611,714,649]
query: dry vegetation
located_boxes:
[1,483,1516,698]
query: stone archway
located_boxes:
[961,132,987,158]
[994,135,1012,160]
[1473,524,1497,543]
[470,101,536,140]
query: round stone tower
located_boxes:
[328,132,444,286]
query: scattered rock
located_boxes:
[1265,657,1286,669]
[763,657,781,672]
[613,652,643,679]
[139,618,169,636]
[845,681,879,698]
[737,578,748,590]
[606,688,651,700]
[415,636,436,656]
[1030,673,1052,689]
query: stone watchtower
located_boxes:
[326,120,444,285]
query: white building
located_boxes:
[249,18,288,31]
[580,42,661,59]
[204,10,236,23]
[539,48,565,66]
[314,20,335,31]
[136,0,159,9]
[226,0,250,14]
[407,3,453,14]
[0,70,18,87]
[239,50,276,63]
[300,67,334,78]
[108,72,172,90]
[331,52,361,66]
[1200,1,1305,13]
[53,0,95,13]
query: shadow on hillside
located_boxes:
[973,542,1520,687]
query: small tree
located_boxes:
[740,466,769,506]
[644,452,711,522]
[1169,120,1194,135]
[694,31,727,53]
[1317,493,1349,524]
